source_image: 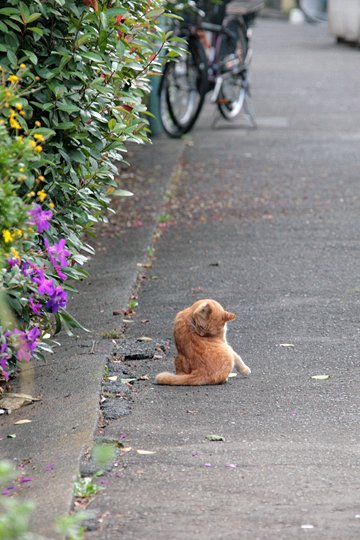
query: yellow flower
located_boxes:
[14,229,23,238]
[33,133,44,142]
[2,230,13,243]
[37,175,45,182]
[49,202,55,209]
[19,110,26,117]
[34,145,43,153]
[10,247,21,261]
[20,63,26,69]
[26,191,35,198]
[29,140,36,148]
[35,120,41,127]
[19,167,25,173]
[14,103,23,110]
[37,189,47,202]
[9,118,22,129]
[7,74,19,84]
[17,135,24,141]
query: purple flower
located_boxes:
[53,264,67,281]
[20,261,30,276]
[2,486,15,495]
[22,261,42,281]
[44,238,70,268]
[18,477,33,484]
[29,295,42,316]
[7,258,19,268]
[27,204,53,233]
[45,286,68,313]
[12,327,40,362]
[32,270,56,297]
[0,342,10,381]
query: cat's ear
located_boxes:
[224,311,236,322]
[196,302,211,317]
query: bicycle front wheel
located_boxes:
[217,18,248,120]
[159,36,208,138]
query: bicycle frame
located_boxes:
[196,19,250,103]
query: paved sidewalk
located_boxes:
[2,15,360,540]
[85,18,360,540]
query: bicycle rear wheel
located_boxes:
[217,18,248,120]
[159,36,208,138]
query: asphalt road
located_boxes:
[84,17,360,540]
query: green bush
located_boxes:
[0,0,177,380]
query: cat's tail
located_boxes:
[155,371,224,386]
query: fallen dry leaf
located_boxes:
[311,374,330,380]
[279,343,295,348]
[228,373,237,378]
[14,419,32,425]
[0,393,40,414]
[107,376,118,382]
[136,336,153,342]
[205,434,225,442]
[136,449,156,455]
[121,378,136,385]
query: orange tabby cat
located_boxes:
[155,299,251,385]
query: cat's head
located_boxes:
[191,299,236,337]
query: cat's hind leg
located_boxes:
[231,349,251,377]
[175,354,187,374]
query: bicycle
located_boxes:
[158,0,263,138]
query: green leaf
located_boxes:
[56,121,77,130]
[6,50,17,67]
[112,189,133,197]
[108,118,116,130]
[147,8,164,18]
[57,102,80,113]
[26,12,42,24]
[68,149,86,164]
[80,51,103,63]
[0,7,19,15]
[116,40,125,57]
[22,49,38,64]
[28,26,44,36]
[3,19,21,32]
